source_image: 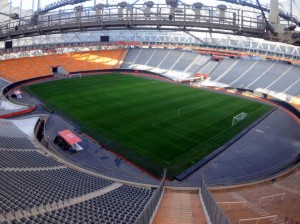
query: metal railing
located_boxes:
[259,193,285,204]
[200,176,231,224]
[217,200,246,209]
[134,169,166,224]
[238,215,278,224]
[0,4,265,41]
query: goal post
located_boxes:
[232,112,247,126]
[69,73,82,79]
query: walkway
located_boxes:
[152,188,207,224]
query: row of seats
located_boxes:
[0,136,35,149]
[0,49,127,82]
[0,168,113,215]
[0,117,156,224]
[0,120,29,138]
[198,60,219,75]
[9,185,154,224]
[0,151,62,168]
[121,48,210,80]
[1,48,299,99]
[208,58,300,98]
[121,48,300,99]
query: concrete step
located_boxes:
[152,189,207,224]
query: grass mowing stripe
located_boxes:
[23,73,274,178]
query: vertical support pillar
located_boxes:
[74,6,83,23]
[9,0,12,27]
[95,4,104,21]
[118,2,128,19]
[217,4,227,23]
[290,0,292,23]
[268,0,279,24]
[32,0,35,15]
[241,10,243,29]
[232,12,236,26]
[144,1,154,19]
[192,2,203,21]
[19,0,22,17]
[209,9,213,23]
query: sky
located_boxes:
[1,0,295,18]
[7,0,278,10]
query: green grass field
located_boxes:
[23,73,273,178]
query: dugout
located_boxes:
[55,129,83,152]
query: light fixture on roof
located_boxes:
[95,4,105,19]
[217,4,227,22]
[166,0,178,8]
[192,2,203,20]
[144,1,154,18]
[166,0,178,20]
[118,1,128,18]
[74,5,84,12]
[74,5,83,20]
[118,1,128,8]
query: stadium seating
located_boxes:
[0,47,300,224]
[121,48,210,80]
[216,60,257,84]
[197,60,219,75]
[0,119,28,137]
[244,62,291,89]
[270,65,300,96]
[0,119,36,149]
[207,59,238,81]
[1,48,299,101]
[0,49,125,82]
[204,58,300,100]
[0,116,158,224]
[211,167,300,223]
[228,61,277,89]
[0,136,35,149]
[25,185,154,224]
[0,168,112,215]
[0,151,62,168]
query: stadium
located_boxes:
[0,0,299,223]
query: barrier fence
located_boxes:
[238,215,277,224]
[134,170,166,224]
[201,176,231,224]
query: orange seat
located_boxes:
[0,49,126,82]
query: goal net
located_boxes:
[232,112,247,126]
[69,73,82,79]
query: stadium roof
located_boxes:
[0,0,300,50]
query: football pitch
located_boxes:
[23,73,273,178]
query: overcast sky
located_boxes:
[8,0,283,9]
[3,0,293,15]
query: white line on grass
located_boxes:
[168,105,269,164]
